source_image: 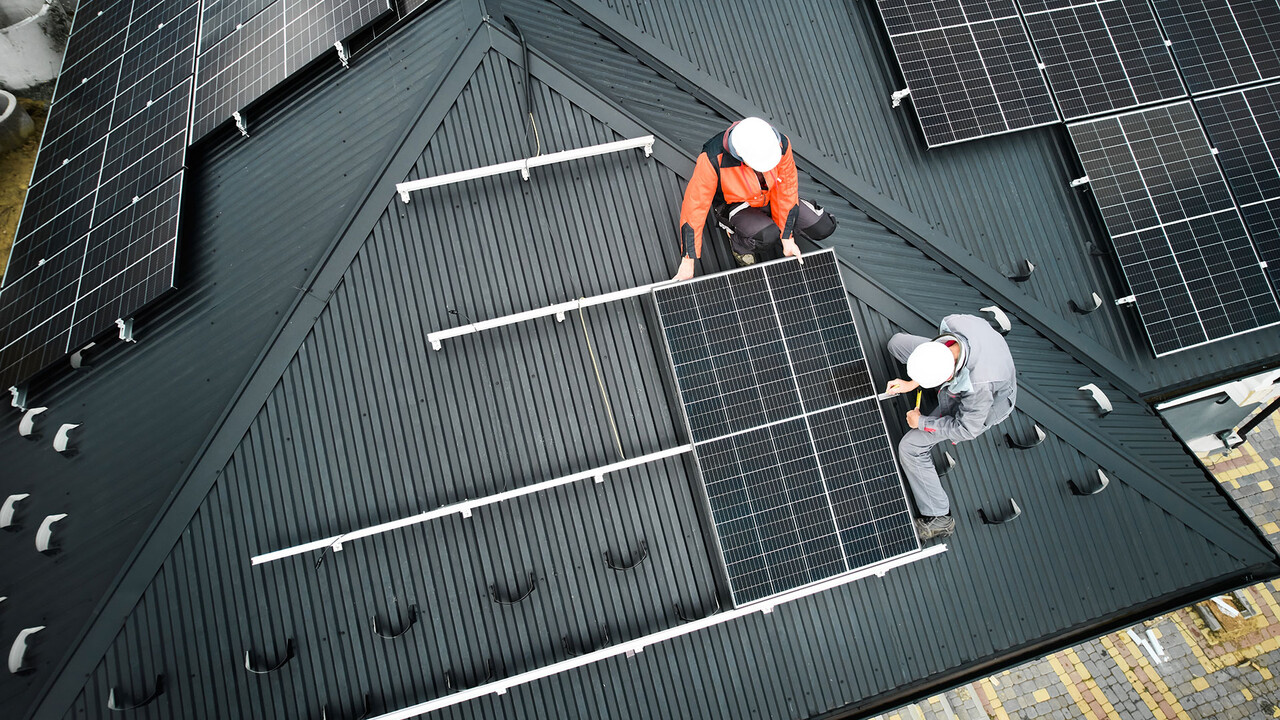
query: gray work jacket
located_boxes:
[918,314,1018,442]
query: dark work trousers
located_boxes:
[717,199,836,259]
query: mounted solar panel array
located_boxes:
[1197,82,1280,293]
[1,0,199,388]
[190,0,393,140]
[1021,0,1185,120]
[874,0,1060,147]
[2,0,398,389]
[1068,102,1280,355]
[1150,0,1280,95]
[652,251,919,606]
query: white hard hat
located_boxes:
[907,342,955,388]
[729,117,782,172]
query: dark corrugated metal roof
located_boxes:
[13,4,1274,718]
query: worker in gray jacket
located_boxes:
[884,314,1017,541]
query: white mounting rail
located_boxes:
[427,281,670,350]
[366,545,948,720]
[251,444,693,565]
[396,135,655,203]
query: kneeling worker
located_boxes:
[673,117,835,280]
[884,314,1017,541]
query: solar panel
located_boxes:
[114,2,201,126]
[5,195,95,283]
[1022,0,1185,120]
[1197,82,1280,291]
[1069,102,1280,355]
[1151,0,1280,94]
[31,59,121,185]
[191,0,287,140]
[126,0,199,51]
[653,250,919,605]
[96,78,192,221]
[199,0,277,51]
[876,1,1059,146]
[0,236,87,388]
[58,0,131,82]
[286,0,388,69]
[69,173,184,348]
[15,137,106,245]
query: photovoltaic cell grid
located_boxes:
[191,0,392,140]
[1151,0,1280,95]
[0,0,198,388]
[1022,0,1185,120]
[652,250,918,605]
[875,0,1060,147]
[1197,82,1280,292]
[1069,102,1280,355]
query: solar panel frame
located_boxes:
[0,236,89,388]
[876,2,1060,147]
[30,59,122,185]
[191,0,287,140]
[1069,102,1280,355]
[95,77,192,221]
[199,0,278,52]
[113,1,201,126]
[652,251,920,606]
[1022,0,1185,121]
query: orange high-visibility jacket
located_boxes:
[678,124,799,259]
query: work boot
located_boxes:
[732,250,757,267]
[914,515,955,542]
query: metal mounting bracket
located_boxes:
[1115,295,1136,306]
[1070,175,1089,187]
[233,111,249,138]
[335,41,349,68]
[116,318,136,343]
[9,385,27,411]
[891,88,910,107]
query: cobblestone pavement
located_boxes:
[869,410,1280,720]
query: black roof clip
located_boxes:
[108,675,164,711]
[244,638,294,675]
[1068,469,1111,496]
[562,624,611,657]
[934,449,956,477]
[604,539,648,571]
[321,692,371,720]
[446,658,495,691]
[1004,424,1046,450]
[1069,292,1103,314]
[1006,259,1035,283]
[489,572,536,605]
[674,595,722,623]
[372,604,418,639]
[978,498,1022,525]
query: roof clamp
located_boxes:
[107,675,165,711]
[115,318,136,343]
[335,41,349,69]
[980,305,1011,335]
[934,450,956,477]
[1,493,30,529]
[1068,468,1111,496]
[1006,259,1035,283]
[1114,294,1136,306]
[53,423,80,453]
[244,638,295,675]
[1078,383,1113,416]
[9,385,27,411]
[18,407,48,438]
[1069,292,1103,314]
[1070,175,1089,188]
[232,111,249,138]
[35,513,68,553]
[1003,423,1046,450]
[555,310,566,323]
[593,472,604,484]
[977,498,1021,525]
[8,626,45,674]
[891,88,910,108]
[70,341,96,369]
[603,539,648,571]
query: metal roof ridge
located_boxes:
[19,15,492,720]
[543,0,1159,400]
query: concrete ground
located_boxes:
[870,408,1280,720]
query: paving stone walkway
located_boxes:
[869,410,1280,720]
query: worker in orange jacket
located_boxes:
[674,117,835,281]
